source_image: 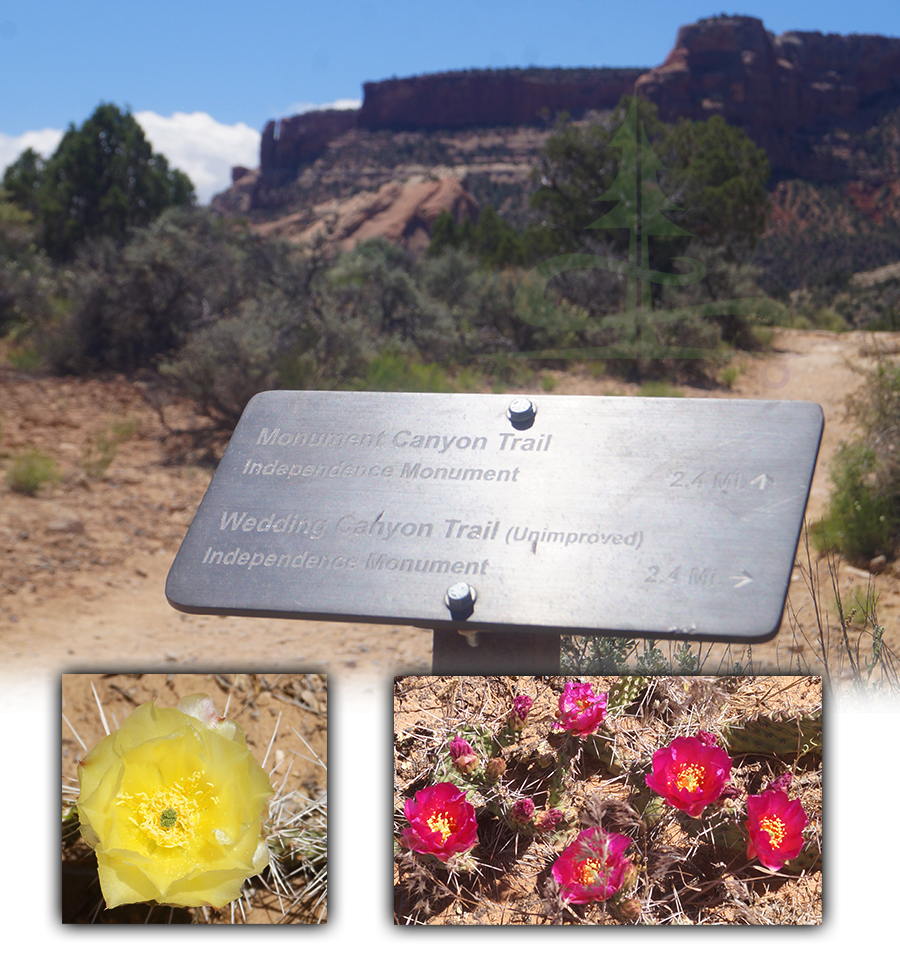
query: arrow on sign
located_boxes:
[750,473,774,490]
[731,571,754,589]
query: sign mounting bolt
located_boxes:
[507,397,536,428]
[445,583,476,613]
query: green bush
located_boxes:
[815,358,900,561]
[161,297,299,429]
[814,442,899,562]
[6,448,60,496]
[81,418,137,480]
[347,349,455,392]
[813,307,848,332]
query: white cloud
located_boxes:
[1,113,261,206]
[0,127,64,175]
[134,111,261,204]
[284,98,362,115]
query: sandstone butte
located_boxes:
[217,14,900,252]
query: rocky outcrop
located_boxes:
[252,16,900,185]
[255,68,642,183]
[251,176,478,255]
[635,15,900,177]
[220,15,900,247]
[260,109,357,183]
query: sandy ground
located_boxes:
[3,327,900,685]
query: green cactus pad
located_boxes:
[608,676,651,714]
[719,710,822,758]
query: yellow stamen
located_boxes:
[117,770,218,848]
[675,763,705,793]
[578,857,606,885]
[425,811,454,845]
[759,814,787,848]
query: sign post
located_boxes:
[166,391,823,673]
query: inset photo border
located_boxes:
[62,672,327,924]
[394,675,821,925]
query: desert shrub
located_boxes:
[416,246,477,307]
[427,206,550,268]
[347,348,456,392]
[160,293,311,429]
[47,208,251,373]
[815,359,900,561]
[813,307,848,332]
[81,418,137,480]
[814,443,897,560]
[6,448,60,495]
[327,240,470,363]
[0,193,62,339]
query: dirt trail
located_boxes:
[3,328,899,683]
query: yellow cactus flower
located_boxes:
[76,693,274,909]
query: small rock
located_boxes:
[47,517,84,534]
[870,554,888,573]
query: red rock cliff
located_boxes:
[258,67,643,180]
[635,15,900,177]
[357,67,645,131]
[255,16,900,184]
[261,109,358,180]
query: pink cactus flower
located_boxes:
[400,782,478,862]
[746,789,808,871]
[553,681,608,737]
[552,826,633,904]
[645,733,732,817]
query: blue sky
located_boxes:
[3,1,900,202]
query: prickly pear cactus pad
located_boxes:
[394,675,822,926]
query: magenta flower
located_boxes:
[746,789,808,871]
[552,827,633,904]
[553,681,608,737]
[645,733,733,817]
[400,782,478,862]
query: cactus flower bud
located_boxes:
[449,735,479,775]
[509,694,534,730]
[536,807,564,831]
[484,757,506,783]
[764,771,793,795]
[618,897,642,920]
[510,798,535,827]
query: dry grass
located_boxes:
[561,523,900,707]
[393,675,822,926]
